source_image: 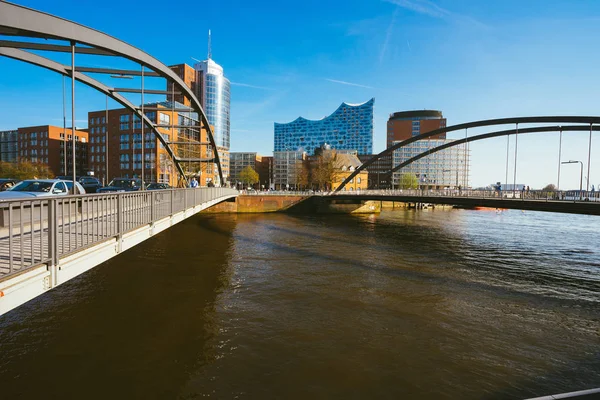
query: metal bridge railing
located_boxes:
[329,189,600,202]
[0,187,237,280]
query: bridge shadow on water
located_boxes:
[0,216,237,399]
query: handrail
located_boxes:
[0,187,238,280]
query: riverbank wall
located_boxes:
[202,195,381,214]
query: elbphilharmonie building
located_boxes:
[274,98,374,155]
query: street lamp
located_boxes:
[561,160,583,199]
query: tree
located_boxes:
[294,161,309,190]
[239,166,259,188]
[399,173,418,189]
[311,150,338,190]
[0,161,52,180]
[542,183,557,192]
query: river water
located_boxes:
[0,209,598,399]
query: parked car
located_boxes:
[146,183,171,190]
[56,175,102,193]
[97,178,143,193]
[78,176,102,193]
[0,179,85,200]
[0,178,19,191]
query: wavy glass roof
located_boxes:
[274,98,374,155]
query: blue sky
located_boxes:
[2,0,600,189]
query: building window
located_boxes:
[159,113,170,125]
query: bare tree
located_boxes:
[311,150,338,190]
[294,161,309,190]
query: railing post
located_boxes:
[117,193,123,251]
[170,189,174,215]
[184,188,188,211]
[48,198,58,267]
[150,191,154,222]
[46,198,58,288]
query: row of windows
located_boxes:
[119,162,157,170]
[119,153,156,162]
[90,117,107,125]
[20,139,49,148]
[22,157,49,164]
[59,133,83,141]
[90,146,106,153]
[20,148,48,156]
[90,126,106,134]
[90,136,106,144]
[20,132,49,140]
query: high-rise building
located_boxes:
[274,99,374,156]
[194,59,231,151]
[168,39,231,182]
[392,139,470,189]
[87,102,216,187]
[387,110,446,147]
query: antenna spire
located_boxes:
[208,29,212,60]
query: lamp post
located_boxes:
[561,160,583,200]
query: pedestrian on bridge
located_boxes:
[190,177,198,188]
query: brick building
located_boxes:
[87,102,216,187]
[14,125,88,177]
[387,110,446,147]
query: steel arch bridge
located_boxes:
[0,1,223,186]
[336,116,600,192]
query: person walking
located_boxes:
[189,177,198,188]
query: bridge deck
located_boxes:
[0,187,238,282]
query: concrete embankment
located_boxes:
[202,195,382,214]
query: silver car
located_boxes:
[0,179,86,200]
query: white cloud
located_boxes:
[325,78,374,89]
[230,82,276,91]
[383,0,488,28]
[380,6,401,64]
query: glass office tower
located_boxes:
[194,59,231,150]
